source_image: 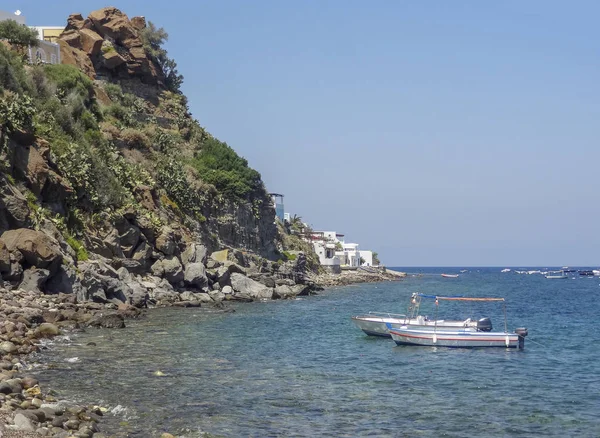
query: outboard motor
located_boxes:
[515,327,528,349]
[477,317,493,332]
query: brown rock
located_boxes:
[65,13,85,31]
[102,49,126,69]
[94,86,112,106]
[79,28,104,56]
[1,229,63,272]
[13,140,73,205]
[58,39,96,79]
[60,30,81,49]
[130,16,147,31]
[88,7,143,47]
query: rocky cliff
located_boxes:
[0,7,314,308]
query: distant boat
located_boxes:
[579,270,594,276]
[545,271,568,279]
[501,268,511,273]
[460,269,468,273]
[441,274,459,278]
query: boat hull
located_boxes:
[389,327,519,348]
[351,316,477,338]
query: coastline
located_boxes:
[0,268,403,437]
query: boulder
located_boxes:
[181,243,208,267]
[1,229,63,272]
[34,323,60,338]
[12,413,36,432]
[88,7,143,47]
[151,256,183,284]
[65,13,85,31]
[0,238,10,273]
[221,285,233,295]
[0,341,18,354]
[58,39,95,79]
[0,181,31,231]
[60,30,82,49]
[224,261,246,275]
[87,312,125,329]
[155,227,178,256]
[216,266,231,287]
[130,16,147,31]
[102,49,126,69]
[195,293,213,303]
[273,284,310,299]
[79,28,104,56]
[18,268,50,293]
[183,262,208,288]
[45,265,82,295]
[230,273,273,300]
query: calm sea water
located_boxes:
[34,267,600,437]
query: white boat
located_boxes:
[351,293,478,337]
[441,274,459,278]
[388,326,524,348]
[387,295,528,349]
[501,268,511,273]
[545,270,568,279]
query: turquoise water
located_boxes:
[35,268,600,437]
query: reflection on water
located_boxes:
[35,268,600,437]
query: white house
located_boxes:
[359,250,373,267]
[336,242,362,267]
[309,231,341,273]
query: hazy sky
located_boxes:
[10,1,600,266]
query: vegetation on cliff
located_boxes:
[0,11,277,259]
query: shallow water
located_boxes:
[34,268,600,437]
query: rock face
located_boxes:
[58,7,165,86]
[1,229,63,273]
[230,273,273,300]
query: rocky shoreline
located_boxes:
[0,266,401,437]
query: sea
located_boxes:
[32,267,600,437]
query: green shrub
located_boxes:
[191,137,262,201]
[103,82,123,101]
[140,22,183,93]
[121,128,150,149]
[157,159,204,218]
[44,64,94,102]
[66,235,89,262]
[0,44,31,93]
[0,20,38,47]
[103,103,134,126]
[282,251,297,261]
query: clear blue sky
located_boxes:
[9,1,600,266]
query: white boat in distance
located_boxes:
[351,293,479,337]
[387,295,528,349]
[545,270,568,279]
[501,268,511,273]
[441,274,459,278]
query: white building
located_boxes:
[309,231,341,274]
[359,250,373,267]
[335,242,361,267]
[0,12,61,65]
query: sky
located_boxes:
[7,1,600,266]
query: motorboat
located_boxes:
[501,268,511,273]
[351,293,478,337]
[579,270,594,276]
[545,271,568,279]
[386,295,528,349]
[441,274,459,278]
